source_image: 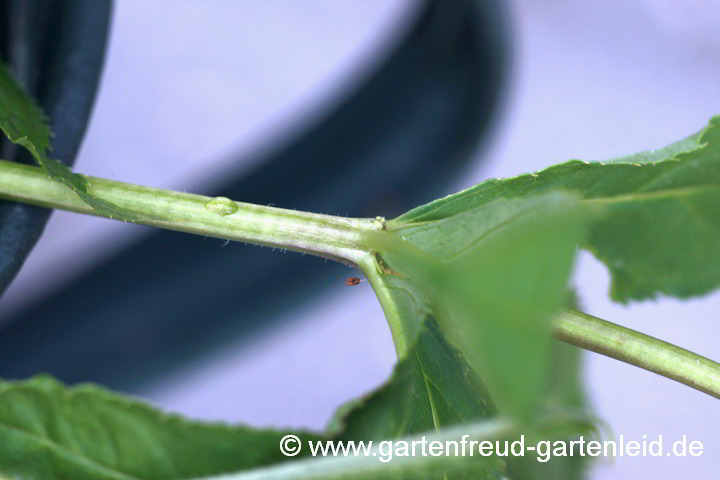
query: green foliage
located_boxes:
[0,64,134,221]
[1,60,718,479]
[0,376,319,480]
[344,117,720,478]
[0,64,51,154]
[391,116,720,302]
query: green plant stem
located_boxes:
[554,309,720,399]
[357,254,412,358]
[0,159,379,266]
[0,159,418,356]
[1,160,719,398]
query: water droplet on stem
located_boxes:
[205,197,238,216]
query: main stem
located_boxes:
[1,159,718,398]
[0,159,378,266]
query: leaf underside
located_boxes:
[0,376,320,480]
[391,116,720,303]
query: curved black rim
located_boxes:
[0,0,508,390]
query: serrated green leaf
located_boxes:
[0,65,51,154]
[0,376,319,480]
[345,117,720,478]
[0,63,135,221]
[391,116,720,302]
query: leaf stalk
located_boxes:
[554,309,720,399]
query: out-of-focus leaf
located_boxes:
[345,116,720,476]
[0,376,319,480]
[391,115,720,302]
[505,342,589,480]
[437,194,591,420]
[340,191,595,478]
[508,287,607,478]
[371,192,592,420]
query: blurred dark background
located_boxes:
[0,0,509,394]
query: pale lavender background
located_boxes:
[2,1,719,478]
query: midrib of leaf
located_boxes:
[419,371,441,432]
[391,183,718,265]
[417,371,446,480]
[436,208,537,261]
[390,168,718,232]
[389,118,715,228]
[584,184,717,204]
[413,327,493,426]
[417,359,466,480]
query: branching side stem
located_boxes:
[554,309,720,399]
